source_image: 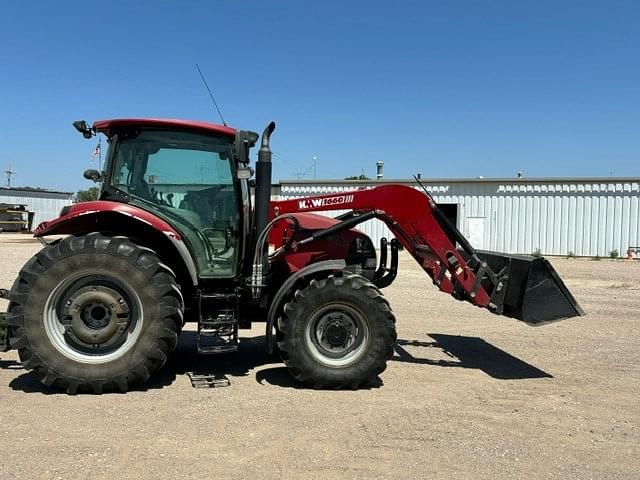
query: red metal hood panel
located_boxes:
[286,212,342,229]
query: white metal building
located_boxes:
[275,177,640,257]
[0,188,73,231]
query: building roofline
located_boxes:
[277,176,640,185]
[0,187,74,196]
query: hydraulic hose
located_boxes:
[250,214,299,299]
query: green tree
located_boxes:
[75,187,100,202]
[344,174,370,180]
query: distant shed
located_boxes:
[0,188,73,231]
[275,177,640,258]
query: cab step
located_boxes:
[197,311,238,355]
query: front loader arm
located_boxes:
[271,185,494,309]
[271,184,584,324]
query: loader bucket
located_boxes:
[476,250,584,325]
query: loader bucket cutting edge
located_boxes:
[476,250,584,325]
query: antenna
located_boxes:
[195,63,227,127]
[5,165,15,188]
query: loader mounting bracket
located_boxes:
[373,237,399,288]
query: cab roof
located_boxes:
[93,118,236,138]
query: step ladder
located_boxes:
[197,293,239,355]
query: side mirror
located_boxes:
[73,120,94,139]
[83,169,103,182]
[237,167,254,180]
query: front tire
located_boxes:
[277,274,396,388]
[7,233,183,394]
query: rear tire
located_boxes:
[7,233,183,394]
[277,274,396,389]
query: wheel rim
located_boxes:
[43,272,144,364]
[304,303,370,367]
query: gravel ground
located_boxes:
[0,233,638,479]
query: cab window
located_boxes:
[110,129,239,278]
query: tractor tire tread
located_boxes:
[277,273,396,389]
[7,233,183,394]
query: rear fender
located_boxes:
[34,202,198,291]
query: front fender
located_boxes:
[34,201,198,287]
[35,201,181,239]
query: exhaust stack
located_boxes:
[254,121,276,249]
[251,122,276,298]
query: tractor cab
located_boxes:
[92,119,257,279]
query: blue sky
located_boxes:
[0,0,638,192]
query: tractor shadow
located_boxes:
[392,334,552,379]
[154,331,384,391]
[4,332,549,394]
[5,330,286,394]
[4,330,382,394]
[147,330,288,390]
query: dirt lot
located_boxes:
[0,233,638,479]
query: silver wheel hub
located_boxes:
[305,304,370,367]
[43,273,144,364]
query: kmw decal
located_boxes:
[298,194,355,210]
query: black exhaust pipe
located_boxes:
[250,122,276,296]
[253,121,276,252]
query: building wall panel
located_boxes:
[277,178,640,257]
[0,189,73,230]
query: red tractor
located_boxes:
[0,119,583,393]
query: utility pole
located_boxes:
[312,156,318,179]
[5,166,15,188]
